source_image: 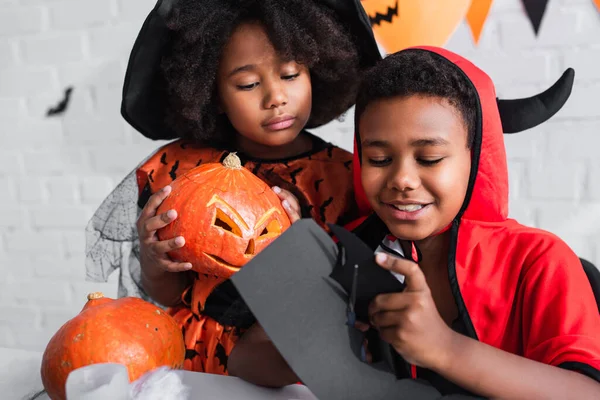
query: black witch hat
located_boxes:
[120,0,381,141]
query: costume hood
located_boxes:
[352,46,575,223]
[349,48,600,389]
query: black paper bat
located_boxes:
[230,219,479,399]
[327,223,405,322]
[46,86,73,117]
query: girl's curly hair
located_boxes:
[160,0,361,144]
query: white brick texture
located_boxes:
[0,6,46,36]
[21,33,86,65]
[48,1,114,31]
[0,0,598,357]
[0,67,57,96]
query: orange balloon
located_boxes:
[360,0,471,53]
[594,0,600,12]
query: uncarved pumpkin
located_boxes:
[40,292,185,400]
[157,152,291,308]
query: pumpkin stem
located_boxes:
[87,292,104,300]
[222,152,242,169]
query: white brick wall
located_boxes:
[0,0,598,356]
[0,0,159,353]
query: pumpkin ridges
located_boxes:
[60,302,182,369]
[41,295,185,400]
[160,168,288,239]
[156,152,291,307]
[193,166,267,194]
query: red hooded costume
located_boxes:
[350,46,600,393]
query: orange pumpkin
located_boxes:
[157,152,291,308]
[40,292,185,400]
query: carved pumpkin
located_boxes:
[360,0,471,53]
[157,152,291,308]
[40,292,185,400]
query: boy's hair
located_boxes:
[355,49,478,149]
[161,0,361,144]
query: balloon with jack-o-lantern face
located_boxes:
[157,152,291,305]
[360,0,471,54]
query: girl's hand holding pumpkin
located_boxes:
[137,185,193,277]
[272,186,301,223]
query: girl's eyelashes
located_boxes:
[235,72,299,90]
[282,72,300,80]
[236,71,302,90]
[237,82,258,90]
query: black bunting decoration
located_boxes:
[522,0,549,35]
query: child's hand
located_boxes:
[137,185,192,278]
[368,253,455,370]
[272,186,301,223]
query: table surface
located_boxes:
[0,347,317,400]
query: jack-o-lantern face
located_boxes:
[199,192,288,274]
[156,153,291,306]
[360,0,471,53]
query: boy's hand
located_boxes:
[272,186,301,223]
[137,185,192,278]
[368,253,455,370]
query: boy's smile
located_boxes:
[381,201,433,221]
[359,95,472,241]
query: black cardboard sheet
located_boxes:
[231,219,464,400]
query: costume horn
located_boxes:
[497,68,575,134]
